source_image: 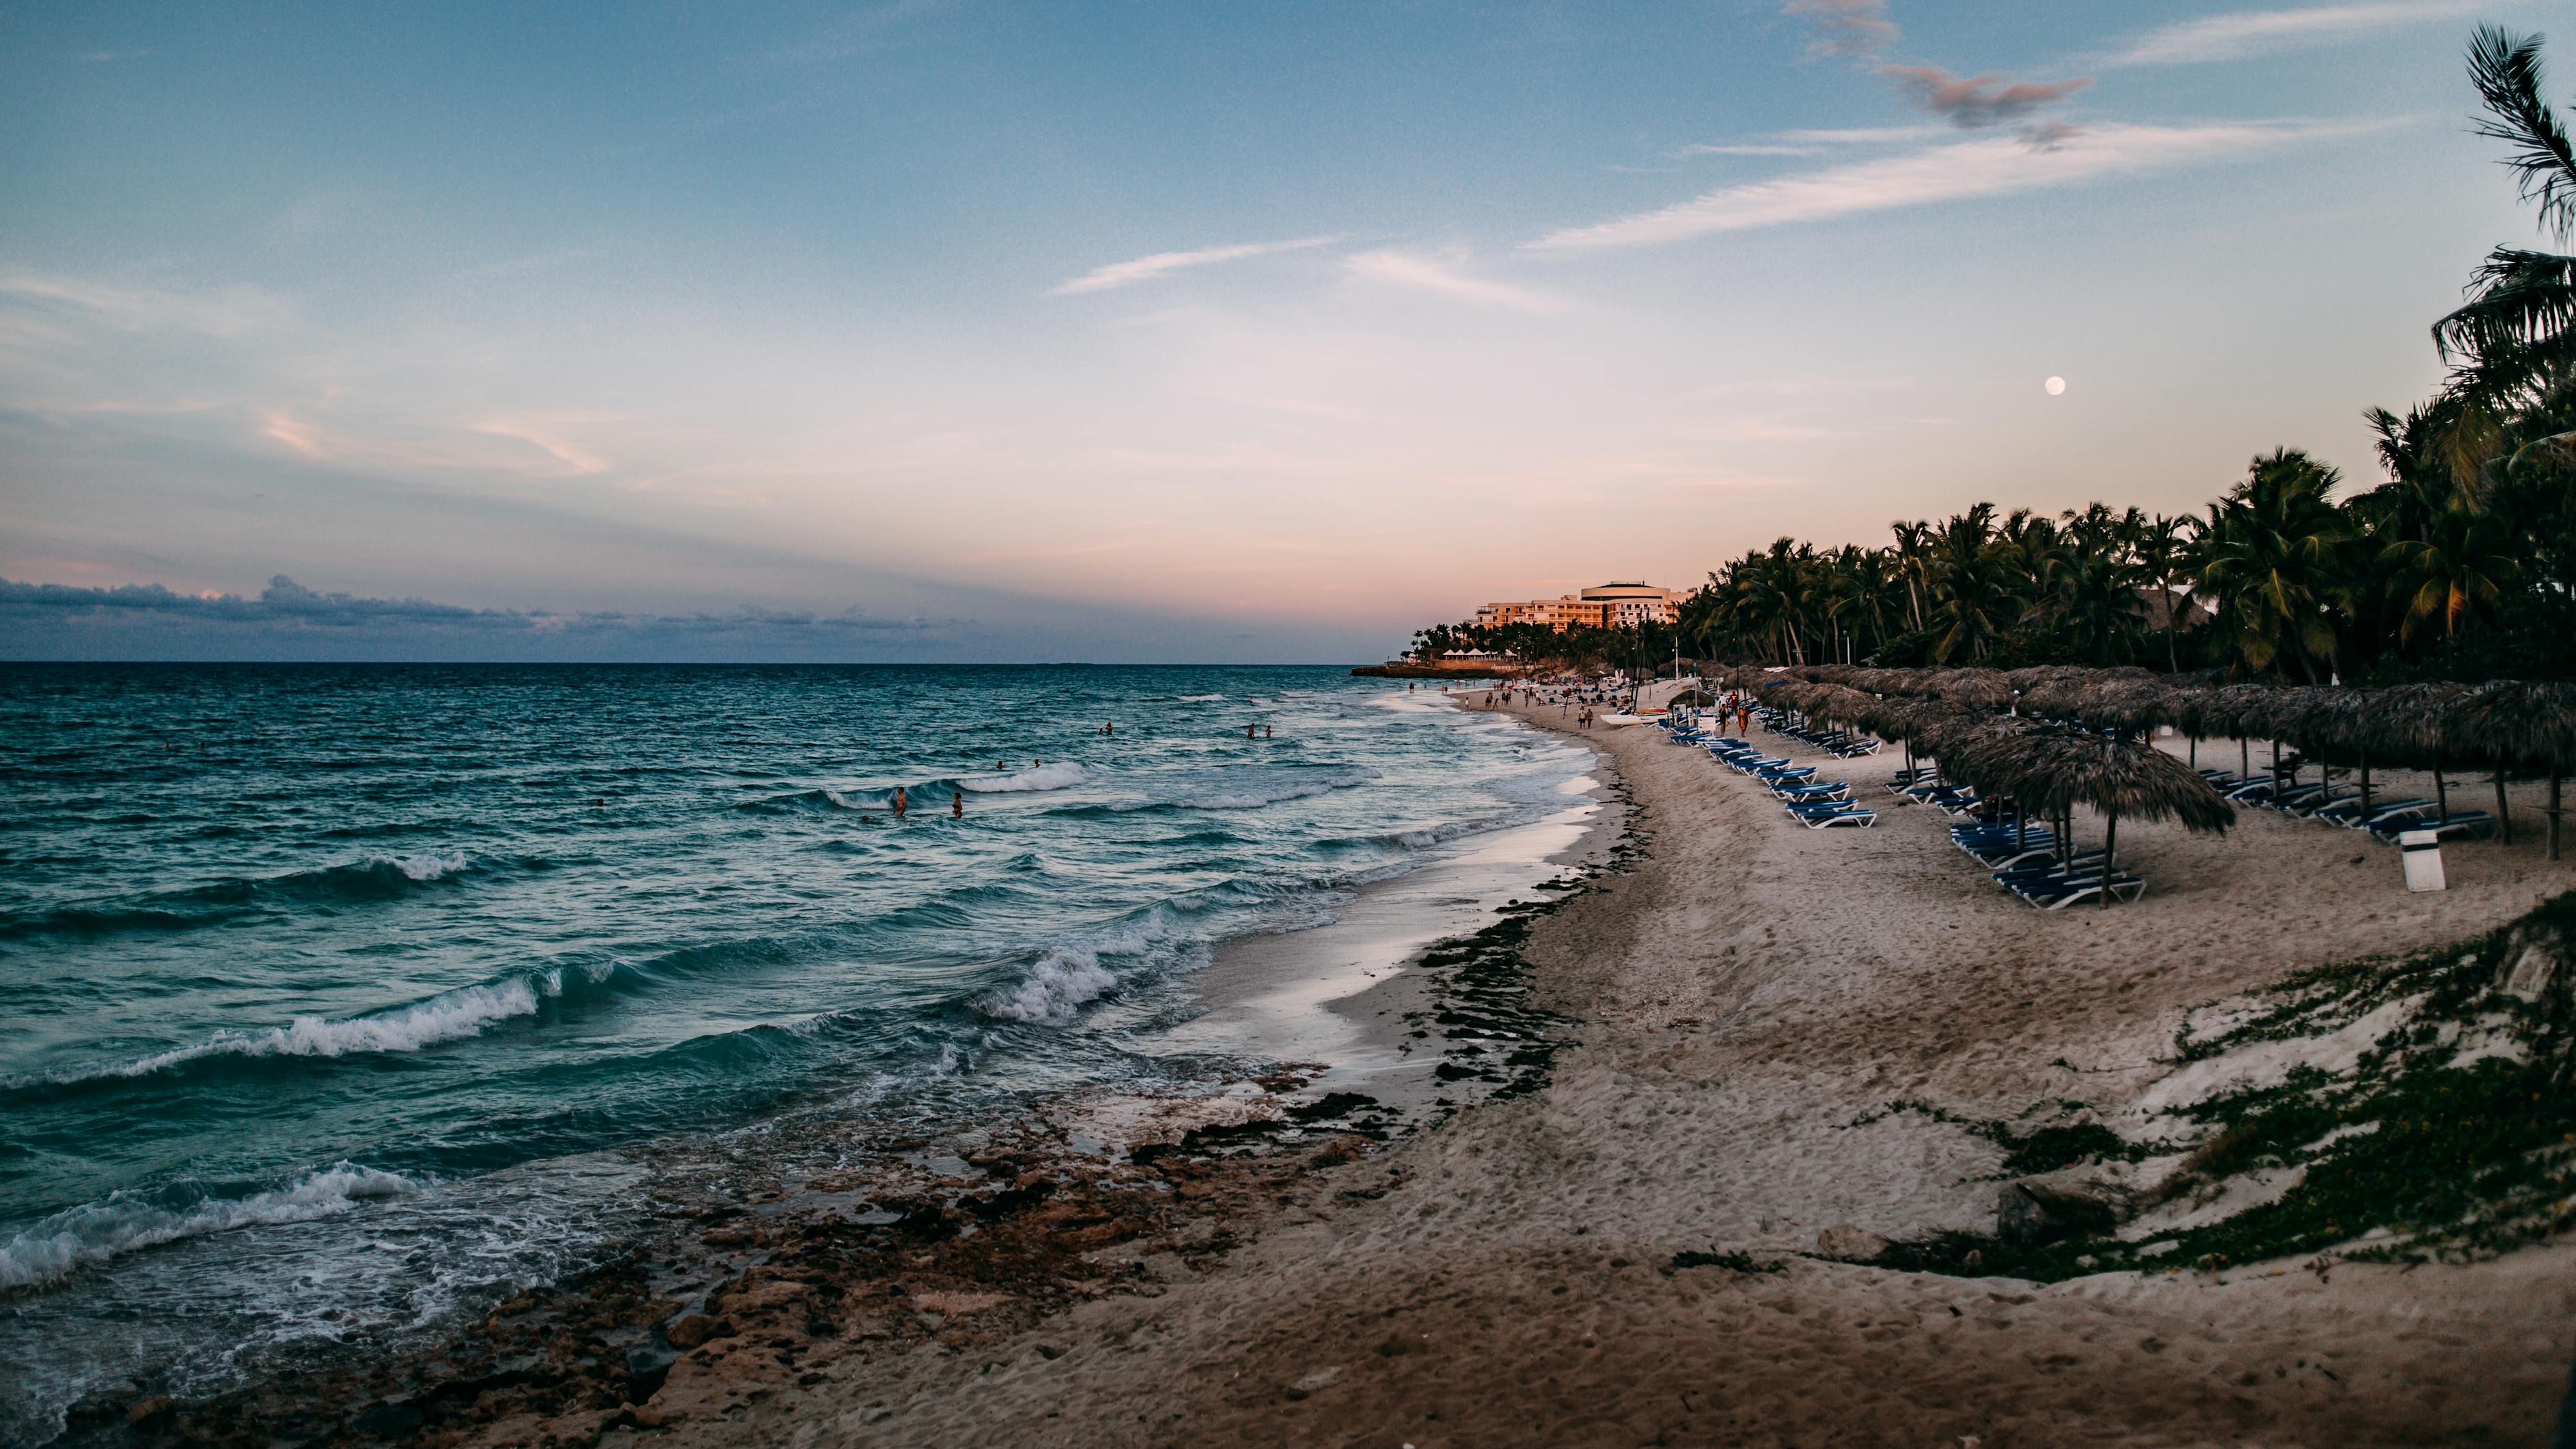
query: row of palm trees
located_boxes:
[1412,28,2576,687]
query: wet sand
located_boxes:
[681,701,2576,1448]
[102,699,2576,1448]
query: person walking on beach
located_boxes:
[892,786,908,818]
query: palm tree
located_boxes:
[2037,504,2148,665]
[2195,449,2354,680]
[2434,28,2576,418]
[2382,500,2523,643]
[2133,512,2196,670]
[1925,504,2018,662]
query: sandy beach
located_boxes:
[154,696,2576,1449]
[590,697,2576,1449]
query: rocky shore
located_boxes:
[70,700,2576,1447]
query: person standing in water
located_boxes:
[1246,722,1257,740]
[1264,724,1272,739]
[892,786,908,818]
[952,791,963,818]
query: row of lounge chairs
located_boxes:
[1886,765,2149,909]
[1947,812,2145,909]
[2202,769,2497,843]
[1666,714,1877,827]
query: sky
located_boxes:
[3,0,2571,662]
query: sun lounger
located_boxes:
[1799,805,1876,827]
[2022,873,2147,909]
[2368,808,2495,842]
[2328,797,2433,829]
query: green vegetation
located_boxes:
[1876,891,2576,1282]
[1672,1249,1786,1274]
[1409,30,2576,688]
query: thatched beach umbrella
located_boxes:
[2206,682,2284,782]
[1999,727,2235,908]
[2448,680,2576,854]
[1933,669,2014,712]
[2350,682,2470,827]
[2079,676,2182,737]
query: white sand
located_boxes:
[677,703,2576,1447]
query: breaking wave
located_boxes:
[0,853,481,940]
[964,763,1088,793]
[67,976,557,1082]
[971,911,1174,1026]
[0,1164,422,1292]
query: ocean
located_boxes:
[0,663,1590,1444]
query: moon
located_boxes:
[2044,376,2067,396]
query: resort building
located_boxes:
[1475,581,1687,631]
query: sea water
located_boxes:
[0,664,1582,1443]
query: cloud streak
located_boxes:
[1879,67,2094,127]
[1526,120,2376,251]
[1783,0,1898,59]
[1343,251,1568,311]
[1051,235,1342,295]
[2106,1,2493,67]
[0,575,949,660]
[0,273,290,335]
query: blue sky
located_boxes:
[2,0,2567,660]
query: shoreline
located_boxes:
[44,703,1622,1448]
[53,694,2576,1445]
[701,698,2574,1447]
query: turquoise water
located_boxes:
[0,663,1580,1443]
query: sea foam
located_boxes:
[964,763,1089,793]
[972,910,1171,1025]
[93,975,551,1080]
[0,1163,420,1291]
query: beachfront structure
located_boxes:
[1475,582,1685,631]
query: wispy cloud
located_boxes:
[765,0,957,67]
[2106,1,2494,67]
[471,418,613,476]
[1779,125,1947,144]
[1343,251,1569,312]
[0,273,291,335]
[1050,235,1342,296]
[0,575,948,654]
[1784,0,1898,59]
[1880,67,2094,127]
[1675,142,1820,158]
[1527,120,2380,251]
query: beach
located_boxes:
[625,695,2576,1448]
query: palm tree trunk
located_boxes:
[2495,769,2513,844]
[2101,813,2117,910]
[2240,737,2250,781]
[2359,753,2372,823]
[2436,763,2449,822]
[2552,774,2564,861]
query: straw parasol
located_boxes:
[2346,681,2468,827]
[2010,729,2235,908]
[1932,669,2014,711]
[2204,682,2284,782]
[2447,680,2576,853]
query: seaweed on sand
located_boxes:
[1880,891,2576,1282]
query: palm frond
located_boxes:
[2434,247,2576,363]
[2470,25,2576,242]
